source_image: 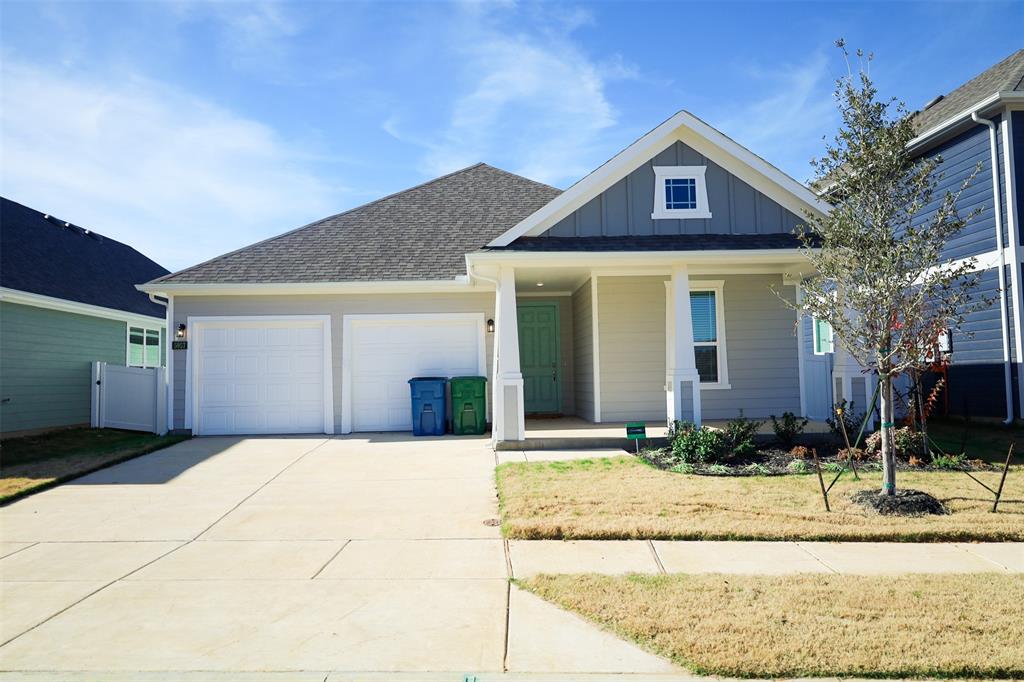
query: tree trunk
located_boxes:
[880,373,896,495]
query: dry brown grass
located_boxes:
[1,429,188,503]
[521,572,1024,678]
[496,456,1024,541]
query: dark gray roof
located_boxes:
[913,49,1024,133]
[154,164,562,284]
[493,234,810,252]
[1,197,169,317]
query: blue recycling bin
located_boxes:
[408,377,448,436]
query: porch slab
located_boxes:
[652,541,833,574]
[509,540,659,577]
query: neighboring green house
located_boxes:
[0,198,169,436]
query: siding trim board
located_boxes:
[1002,110,1024,416]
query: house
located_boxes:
[0,198,170,436]
[140,111,833,443]
[820,49,1024,424]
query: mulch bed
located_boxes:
[851,488,949,516]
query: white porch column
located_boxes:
[666,265,702,426]
[492,267,525,442]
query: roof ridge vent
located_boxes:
[923,94,944,110]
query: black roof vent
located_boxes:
[923,94,945,110]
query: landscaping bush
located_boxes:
[826,399,868,442]
[724,413,764,458]
[931,452,967,470]
[770,412,808,448]
[789,445,811,458]
[671,424,731,464]
[786,459,810,474]
[865,426,924,460]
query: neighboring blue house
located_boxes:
[814,50,1024,423]
[0,198,170,436]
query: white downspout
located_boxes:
[972,112,1014,424]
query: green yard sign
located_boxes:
[625,422,646,440]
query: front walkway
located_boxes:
[0,435,673,675]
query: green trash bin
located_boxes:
[449,376,488,435]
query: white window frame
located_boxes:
[127,324,162,368]
[652,166,712,220]
[812,316,834,355]
[665,279,729,390]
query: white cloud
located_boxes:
[386,4,630,186]
[0,62,342,271]
[710,53,837,183]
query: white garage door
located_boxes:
[345,314,484,432]
[193,317,331,435]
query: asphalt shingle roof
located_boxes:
[491,234,810,252]
[154,163,562,284]
[913,49,1024,133]
[1,197,169,317]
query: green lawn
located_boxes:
[926,418,1021,463]
[1,428,189,503]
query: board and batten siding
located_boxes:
[571,280,595,421]
[543,140,804,238]
[0,301,128,433]
[594,274,801,423]
[170,293,495,430]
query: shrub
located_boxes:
[789,445,811,459]
[837,447,868,461]
[744,463,771,476]
[865,427,924,459]
[671,425,731,464]
[826,399,867,442]
[786,459,810,474]
[706,463,731,475]
[770,412,808,448]
[931,452,967,470]
[670,462,696,474]
[724,413,764,458]
[823,461,846,473]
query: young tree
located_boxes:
[796,42,989,496]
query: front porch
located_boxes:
[480,257,827,446]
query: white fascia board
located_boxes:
[487,110,831,248]
[0,287,165,326]
[468,247,814,268]
[907,91,1024,153]
[136,278,483,297]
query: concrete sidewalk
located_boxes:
[508,539,1023,577]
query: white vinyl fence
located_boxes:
[91,362,167,434]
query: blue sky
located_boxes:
[2,1,1021,271]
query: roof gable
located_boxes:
[153,163,560,285]
[487,110,830,247]
[0,197,169,317]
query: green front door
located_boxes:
[518,302,560,414]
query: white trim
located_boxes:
[186,315,335,436]
[516,290,574,298]
[688,279,730,390]
[0,287,165,326]
[339,312,487,435]
[590,275,602,423]
[139,279,479,297]
[906,91,1024,153]
[1001,109,1024,417]
[487,110,830,247]
[126,324,163,369]
[652,166,712,220]
[166,296,175,430]
[794,285,807,418]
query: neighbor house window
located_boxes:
[813,317,834,355]
[128,326,162,368]
[652,166,712,220]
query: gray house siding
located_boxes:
[572,281,595,421]
[0,302,127,434]
[543,140,804,239]
[1015,111,1024,246]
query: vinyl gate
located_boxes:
[91,362,167,434]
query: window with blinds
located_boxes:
[690,290,719,383]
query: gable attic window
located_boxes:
[652,166,712,220]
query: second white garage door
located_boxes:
[343,314,485,432]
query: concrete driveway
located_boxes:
[0,435,673,677]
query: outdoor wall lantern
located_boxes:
[487,319,495,333]
[176,323,187,339]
